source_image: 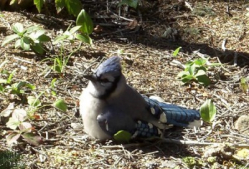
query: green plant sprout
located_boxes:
[50,78,57,96]
[3,107,42,146]
[173,47,182,57]
[33,0,82,16]
[0,70,15,92]
[177,57,220,86]
[118,0,139,9]
[75,9,93,44]
[1,95,68,146]
[200,99,217,123]
[52,52,70,74]
[1,23,50,54]
[54,9,93,45]
[240,77,249,93]
[53,25,86,45]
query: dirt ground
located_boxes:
[0,0,249,168]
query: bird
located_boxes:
[80,56,201,140]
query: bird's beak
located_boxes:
[83,74,97,82]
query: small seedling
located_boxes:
[76,9,93,44]
[50,78,57,96]
[5,108,42,146]
[118,0,139,9]
[9,81,36,98]
[173,47,182,57]
[53,25,82,45]
[53,99,67,112]
[2,23,50,54]
[200,99,217,123]
[177,57,220,86]
[240,77,249,93]
[27,93,43,119]
[33,0,82,16]
[114,130,132,143]
[0,70,15,92]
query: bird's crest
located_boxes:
[96,56,121,77]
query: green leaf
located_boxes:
[29,29,46,39]
[63,31,74,40]
[53,34,70,44]
[22,133,42,146]
[53,58,63,73]
[65,0,82,16]
[51,91,57,96]
[118,0,139,9]
[76,9,93,35]
[181,74,194,83]
[173,47,182,57]
[200,99,216,123]
[75,34,92,44]
[6,133,21,145]
[12,109,27,122]
[69,25,82,34]
[31,43,45,54]
[25,83,36,90]
[37,34,50,42]
[177,70,189,77]
[20,37,31,50]
[15,39,21,48]
[34,0,44,13]
[10,0,18,5]
[27,96,41,107]
[240,77,248,93]
[196,75,210,86]
[51,78,57,88]
[19,122,32,132]
[7,70,15,84]
[55,0,66,13]
[6,117,20,130]
[195,69,206,77]
[0,84,4,92]
[11,81,36,95]
[194,58,206,66]
[53,99,67,112]
[188,65,196,76]
[114,130,131,143]
[25,26,41,34]
[1,34,20,47]
[12,23,24,34]
[17,81,36,90]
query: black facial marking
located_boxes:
[98,75,121,100]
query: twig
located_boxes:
[13,56,33,64]
[103,138,249,149]
[110,11,134,22]
[159,138,249,148]
[102,143,146,149]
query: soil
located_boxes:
[0,0,249,168]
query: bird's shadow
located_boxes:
[115,127,199,159]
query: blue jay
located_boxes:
[80,56,201,140]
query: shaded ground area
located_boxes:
[0,0,249,168]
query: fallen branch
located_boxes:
[159,138,249,148]
[103,138,249,149]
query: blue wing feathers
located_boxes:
[143,95,201,127]
[98,95,201,139]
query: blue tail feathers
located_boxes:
[133,96,201,138]
[143,95,201,127]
